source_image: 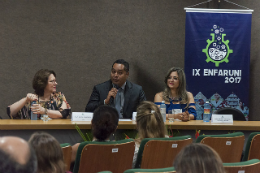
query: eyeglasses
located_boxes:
[49,80,57,84]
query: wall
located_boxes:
[0,0,259,120]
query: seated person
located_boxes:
[133,101,167,168]
[71,105,119,162]
[154,67,197,121]
[0,136,37,173]
[85,59,146,118]
[173,143,225,173]
[8,69,71,119]
[29,132,71,173]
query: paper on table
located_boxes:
[119,119,132,121]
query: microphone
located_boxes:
[109,84,119,105]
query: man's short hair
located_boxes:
[0,147,37,173]
[112,59,129,72]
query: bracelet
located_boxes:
[45,108,48,115]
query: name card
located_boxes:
[132,112,137,121]
[71,112,93,121]
[172,109,182,114]
[211,114,233,124]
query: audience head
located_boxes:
[0,136,37,173]
[173,143,225,173]
[92,105,119,141]
[163,67,188,103]
[33,69,56,96]
[136,101,166,141]
[111,59,129,87]
[28,132,65,173]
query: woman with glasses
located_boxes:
[154,67,197,121]
[7,69,71,119]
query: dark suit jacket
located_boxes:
[85,80,146,118]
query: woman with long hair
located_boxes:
[29,132,67,173]
[173,143,225,173]
[154,67,197,121]
[132,101,167,168]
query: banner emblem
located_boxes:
[202,25,233,67]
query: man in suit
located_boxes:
[85,59,146,118]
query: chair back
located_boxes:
[215,107,246,121]
[196,132,244,163]
[60,143,72,172]
[223,159,260,173]
[73,139,135,173]
[135,135,192,169]
[243,132,260,161]
[124,167,176,173]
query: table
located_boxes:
[0,119,260,145]
[0,119,260,131]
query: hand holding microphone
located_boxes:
[105,85,118,105]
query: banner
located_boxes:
[184,9,253,120]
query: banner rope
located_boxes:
[185,0,251,10]
[185,0,212,8]
[224,0,251,10]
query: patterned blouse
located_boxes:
[8,92,71,119]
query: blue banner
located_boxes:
[184,10,252,120]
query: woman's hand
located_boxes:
[31,104,45,115]
[182,111,190,122]
[26,93,37,102]
[174,111,190,121]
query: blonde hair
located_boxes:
[174,143,225,173]
[28,132,65,173]
[162,67,189,107]
[136,101,167,143]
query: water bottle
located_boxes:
[31,101,38,120]
[160,101,166,122]
[203,101,211,122]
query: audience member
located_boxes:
[71,105,119,163]
[0,136,37,173]
[85,59,146,118]
[154,67,197,121]
[132,101,167,168]
[29,132,69,173]
[173,143,225,173]
[8,69,71,119]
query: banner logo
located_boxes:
[202,25,233,67]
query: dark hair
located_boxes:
[112,59,129,72]
[28,132,65,173]
[92,105,119,141]
[0,146,37,173]
[32,69,56,96]
[173,143,225,173]
[136,101,166,143]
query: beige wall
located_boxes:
[0,0,259,120]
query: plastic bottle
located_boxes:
[31,101,38,120]
[160,101,166,122]
[203,101,211,122]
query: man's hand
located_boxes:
[105,88,118,105]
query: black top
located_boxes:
[85,80,146,118]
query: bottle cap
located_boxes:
[162,101,165,103]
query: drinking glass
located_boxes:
[42,114,49,122]
[168,110,174,123]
